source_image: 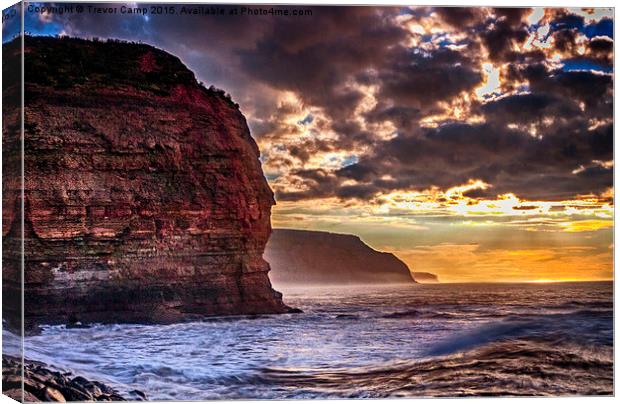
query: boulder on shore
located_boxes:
[2,355,142,402]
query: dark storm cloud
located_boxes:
[531,70,612,115]
[25,5,613,203]
[589,35,613,54]
[280,47,612,202]
[363,105,422,133]
[435,7,486,28]
[480,93,580,125]
[374,47,482,109]
[235,6,407,128]
[480,15,529,62]
[435,7,532,62]
[548,12,613,69]
[587,36,614,66]
[553,28,579,53]
[288,138,333,163]
[505,55,613,120]
[45,5,413,147]
[288,118,612,202]
[551,12,585,31]
[492,8,530,25]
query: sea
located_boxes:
[3,281,614,399]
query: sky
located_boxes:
[3,4,614,282]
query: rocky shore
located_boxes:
[2,356,145,402]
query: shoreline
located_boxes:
[2,355,146,402]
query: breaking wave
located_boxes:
[255,336,612,398]
[5,281,613,399]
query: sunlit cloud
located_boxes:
[560,219,613,233]
[13,5,612,283]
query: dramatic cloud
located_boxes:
[4,4,613,281]
[8,5,612,209]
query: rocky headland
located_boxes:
[412,272,440,283]
[265,229,416,286]
[2,36,291,329]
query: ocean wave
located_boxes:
[12,282,613,399]
[253,337,612,398]
[382,309,458,320]
[426,309,612,357]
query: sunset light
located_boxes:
[2,3,613,400]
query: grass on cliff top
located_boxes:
[4,35,239,108]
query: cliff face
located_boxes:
[2,37,289,327]
[2,35,23,332]
[412,272,440,283]
[265,229,416,286]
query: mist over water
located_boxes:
[4,282,613,399]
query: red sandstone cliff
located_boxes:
[2,36,290,327]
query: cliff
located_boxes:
[412,272,440,283]
[2,36,290,328]
[265,229,416,286]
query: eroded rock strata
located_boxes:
[2,34,23,332]
[265,229,416,286]
[2,36,290,327]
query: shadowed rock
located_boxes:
[2,36,290,329]
[412,272,440,283]
[265,229,416,286]
[2,356,136,402]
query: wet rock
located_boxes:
[23,377,46,393]
[60,386,93,402]
[128,390,147,401]
[2,355,132,401]
[3,374,23,390]
[92,381,117,396]
[4,389,41,402]
[70,376,103,397]
[42,387,66,402]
